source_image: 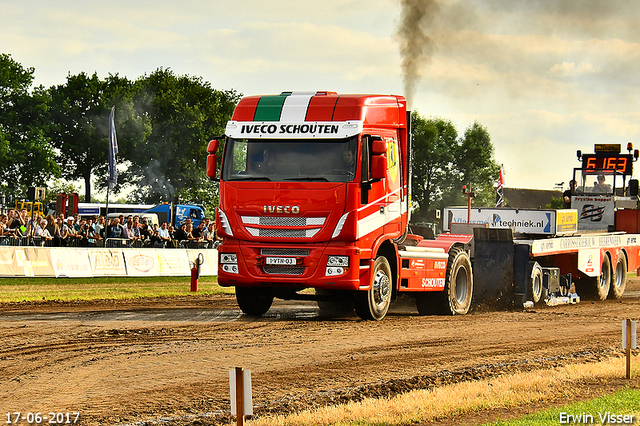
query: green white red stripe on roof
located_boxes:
[226,91,364,139]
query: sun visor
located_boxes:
[225,120,364,139]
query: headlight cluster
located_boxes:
[220,252,239,274]
[326,255,349,276]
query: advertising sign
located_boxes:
[571,195,615,231]
[444,208,577,236]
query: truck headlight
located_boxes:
[220,253,239,274]
[220,253,237,263]
[327,256,349,267]
[326,255,349,276]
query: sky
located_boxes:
[2,0,640,192]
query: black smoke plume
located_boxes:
[396,0,440,108]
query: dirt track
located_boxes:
[1,279,639,425]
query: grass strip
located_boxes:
[483,389,640,425]
[0,276,232,302]
[244,356,640,426]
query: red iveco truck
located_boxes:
[206,91,473,320]
[207,92,640,320]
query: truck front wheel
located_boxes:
[354,256,392,321]
[235,286,274,316]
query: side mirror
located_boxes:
[371,137,386,155]
[371,154,387,181]
[206,153,218,179]
[208,138,220,154]
[206,137,223,180]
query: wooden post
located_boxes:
[236,367,245,426]
[626,319,632,380]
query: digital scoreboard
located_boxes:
[581,154,633,175]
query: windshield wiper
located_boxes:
[283,176,330,182]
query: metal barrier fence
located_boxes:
[0,235,218,249]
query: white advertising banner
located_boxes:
[157,249,190,276]
[0,247,20,277]
[0,247,218,278]
[88,249,127,276]
[123,249,160,276]
[187,249,219,276]
[50,248,92,277]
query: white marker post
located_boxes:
[622,319,637,379]
[229,367,253,426]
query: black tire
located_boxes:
[609,254,627,299]
[235,286,274,316]
[582,254,611,301]
[431,247,473,315]
[315,289,354,317]
[528,262,546,304]
[354,256,392,321]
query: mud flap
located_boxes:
[472,228,517,307]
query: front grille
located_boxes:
[247,228,320,238]
[242,216,325,226]
[261,248,310,256]
[263,266,305,275]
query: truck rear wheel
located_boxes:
[354,256,392,321]
[432,248,473,315]
[235,286,274,316]
[582,254,611,301]
[609,255,627,299]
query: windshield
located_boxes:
[221,137,358,183]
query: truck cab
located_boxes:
[207,92,411,319]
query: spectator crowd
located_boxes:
[0,209,221,249]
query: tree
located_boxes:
[0,53,60,199]
[47,73,148,202]
[410,113,458,217]
[410,112,500,221]
[456,121,501,207]
[126,68,239,212]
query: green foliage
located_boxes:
[546,197,564,209]
[123,68,240,211]
[410,112,500,220]
[0,53,60,198]
[47,72,149,202]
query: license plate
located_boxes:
[265,257,296,265]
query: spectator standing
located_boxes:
[94,216,105,239]
[192,221,206,242]
[123,217,140,245]
[35,219,53,245]
[139,223,152,246]
[174,223,189,246]
[156,222,171,247]
[107,217,125,239]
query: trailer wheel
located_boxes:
[582,254,611,301]
[235,286,274,316]
[427,248,473,315]
[354,256,392,321]
[609,255,627,299]
[528,262,546,304]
